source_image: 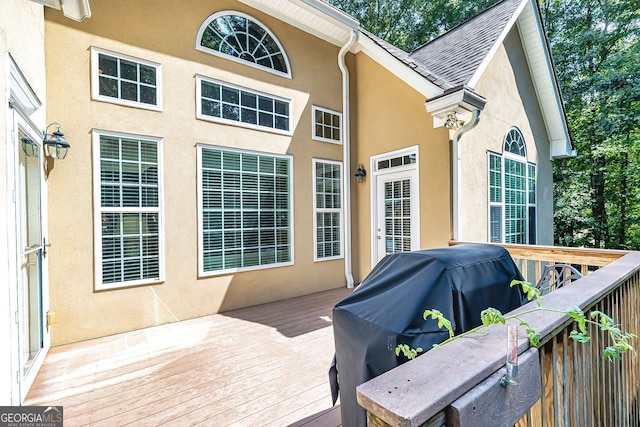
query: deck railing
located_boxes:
[357,244,639,427]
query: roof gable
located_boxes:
[409,0,523,89]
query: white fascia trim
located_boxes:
[356,34,443,99]
[61,0,91,21]
[517,1,572,158]
[297,0,359,28]
[239,0,358,46]
[467,0,528,88]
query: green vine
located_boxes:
[396,280,636,361]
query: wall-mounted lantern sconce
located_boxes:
[21,136,39,158]
[354,164,367,183]
[43,123,70,160]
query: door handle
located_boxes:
[43,237,51,258]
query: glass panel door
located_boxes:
[375,169,419,264]
[16,123,48,400]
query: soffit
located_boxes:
[239,0,358,46]
[30,0,91,21]
[516,1,573,157]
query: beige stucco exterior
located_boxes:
[39,0,562,347]
[350,53,451,281]
[459,28,554,245]
[1,0,48,405]
[44,0,351,345]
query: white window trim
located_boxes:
[311,106,342,144]
[92,129,165,291]
[312,159,344,262]
[370,146,420,267]
[487,148,537,245]
[487,150,503,243]
[90,46,163,112]
[195,10,292,79]
[195,74,292,136]
[197,143,295,277]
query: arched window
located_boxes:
[196,11,291,78]
[488,127,536,245]
[504,127,526,156]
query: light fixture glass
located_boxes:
[21,136,39,158]
[43,123,70,160]
[354,164,367,183]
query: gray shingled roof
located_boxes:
[409,0,523,88]
[359,29,453,89]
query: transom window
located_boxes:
[198,146,293,275]
[488,127,536,244]
[196,11,291,78]
[377,154,417,170]
[93,131,163,290]
[196,76,290,133]
[313,160,343,261]
[91,47,162,111]
[312,106,342,144]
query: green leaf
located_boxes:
[569,330,591,343]
[480,308,505,326]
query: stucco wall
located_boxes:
[350,53,451,282]
[0,0,47,405]
[45,0,349,344]
[459,28,553,245]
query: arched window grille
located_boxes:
[197,11,291,78]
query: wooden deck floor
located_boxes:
[25,287,353,426]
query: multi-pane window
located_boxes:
[94,132,163,290]
[488,127,536,244]
[91,47,161,110]
[312,106,342,143]
[384,179,413,254]
[197,76,290,133]
[377,154,417,170]
[199,146,292,275]
[489,152,503,243]
[197,12,290,77]
[313,160,342,260]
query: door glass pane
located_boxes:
[20,250,42,375]
[18,128,44,376]
[19,130,42,249]
[384,179,411,256]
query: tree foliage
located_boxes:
[542,0,640,249]
[327,0,640,249]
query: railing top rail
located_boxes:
[449,241,629,266]
[356,251,640,427]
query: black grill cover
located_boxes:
[331,244,525,427]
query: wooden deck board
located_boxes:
[25,287,352,427]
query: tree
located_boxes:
[542,0,640,249]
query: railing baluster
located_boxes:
[358,247,636,427]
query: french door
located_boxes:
[15,114,50,401]
[372,148,420,266]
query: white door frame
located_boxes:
[13,110,51,402]
[370,146,420,268]
[6,54,50,403]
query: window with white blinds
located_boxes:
[94,131,163,290]
[313,160,342,260]
[199,146,292,275]
[488,127,537,244]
